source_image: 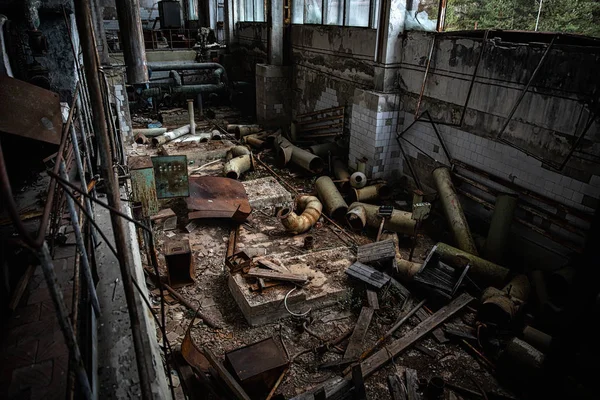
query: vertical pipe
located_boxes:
[432,167,478,255]
[90,0,110,65]
[39,243,93,400]
[60,161,101,314]
[187,99,196,135]
[269,0,283,66]
[115,0,148,83]
[483,193,518,263]
[73,2,154,399]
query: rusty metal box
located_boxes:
[165,240,195,288]
[224,337,288,395]
[151,155,189,199]
[129,156,159,217]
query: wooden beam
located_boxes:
[204,348,251,400]
[255,258,289,274]
[405,368,420,400]
[357,240,396,263]
[415,308,449,344]
[359,293,474,378]
[346,262,390,289]
[246,268,308,283]
[344,307,375,361]
[366,290,379,310]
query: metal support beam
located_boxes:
[269,0,283,66]
[74,1,154,399]
[115,0,149,83]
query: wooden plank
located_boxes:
[388,374,407,400]
[389,277,411,300]
[8,265,35,310]
[343,307,375,361]
[255,258,289,274]
[366,290,379,310]
[346,262,390,289]
[357,240,396,263]
[298,114,344,125]
[359,293,474,378]
[415,308,449,344]
[246,268,308,283]
[297,105,345,119]
[204,348,251,400]
[352,364,367,400]
[405,368,420,400]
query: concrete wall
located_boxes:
[291,25,377,118]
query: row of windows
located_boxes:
[239,0,381,28]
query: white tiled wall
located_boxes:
[314,87,340,110]
[400,112,600,212]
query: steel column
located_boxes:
[114,0,149,83]
[74,1,154,399]
[269,0,283,66]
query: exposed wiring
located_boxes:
[284,286,312,317]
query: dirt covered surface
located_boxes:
[127,107,515,400]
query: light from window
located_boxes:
[346,0,369,27]
[304,0,323,24]
[325,0,343,25]
[293,0,304,23]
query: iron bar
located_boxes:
[39,243,93,399]
[459,30,489,127]
[59,161,101,314]
[424,110,452,163]
[396,136,422,190]
[496,35,557,140]
[415,36,436,118]
[73,1,154,398]
[558,111,597,170]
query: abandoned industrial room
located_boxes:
[1,0,599,399]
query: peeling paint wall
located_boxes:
[291,24,377,123]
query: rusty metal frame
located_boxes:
[459,30,489,127]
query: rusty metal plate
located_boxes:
[151,155,189,199]
[186,176,252,222]
[181,329,210,373]
[129,156,159,217]
[224,337,288,393]
[165,239,195,288]
[0,75,62,145]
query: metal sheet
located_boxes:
[186,176,252,222]
[165,239,195,288]
[0,75,62,145]
[151,155,189,199]
[129,156,159,217]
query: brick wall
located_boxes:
[255,64,292,128]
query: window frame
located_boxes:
[292,0,380,28]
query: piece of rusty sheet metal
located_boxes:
[186,176,252,222]
[181,328,210,373]
[0,75,62,145]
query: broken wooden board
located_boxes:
[357,239,396,264]
[405,368,420,400]
[359,293,474,378]
[415,308,449,344]
[346,262,390,289]
[246,268,308,284]
[255,258,290,274]
[388,373,407,400]
[366,290,379,310]
[343,306,375,361]
[389,277,411,300]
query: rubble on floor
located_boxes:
[126,106,561,400]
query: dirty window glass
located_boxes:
[325,0,344,25]
[240,0,265,22]
[255,0,265,22]
[293,0,304,23]
[346,0,370,26]
[305,0,323,24]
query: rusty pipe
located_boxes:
[151,124,191,146]
[228,145,251,158]
[346,204,367,231]
[332,158,350,188]
[522,326,553,353]
[187,99,196,135]
[223,154,253,180]
[396,258,423,282]
[346,202,416,235]
[350,183,391,203]
[479,274,530,325]
[291,146,324,173]
[244,134,266,149]
[228,123,259,133]
[277,195,323,234]
[350,171,367,188]
[309,142,338,158]
[434,242,509,287]
[236,125,261,139]
[432,167,479,255]
[483,193,518,263]
[315,176,348,220]
[132,127,167,137]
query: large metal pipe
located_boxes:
[483,193,518,263]
[151,125,191,146]
[310,142,338,158]
[332,158,350,187]
[236,125,262,139]
[432,167,479,255]
[522,326,553,352]
[228,146,252,157]
[223,154,253,180]
[115,0,148,84]
[346,202,416,235]
[315,176,348,220]
[74,1,153,398]
[291,146,324,173]
[498,337,545,384]
[479,274,530,325]
[141,83,227,98]
[132,128,167,137]
[350,171,367,188]
[278,195,323,234]
[227,123,259,133]
[350,183,391,203]
[269,0,284,66]
[434,242,509,287]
